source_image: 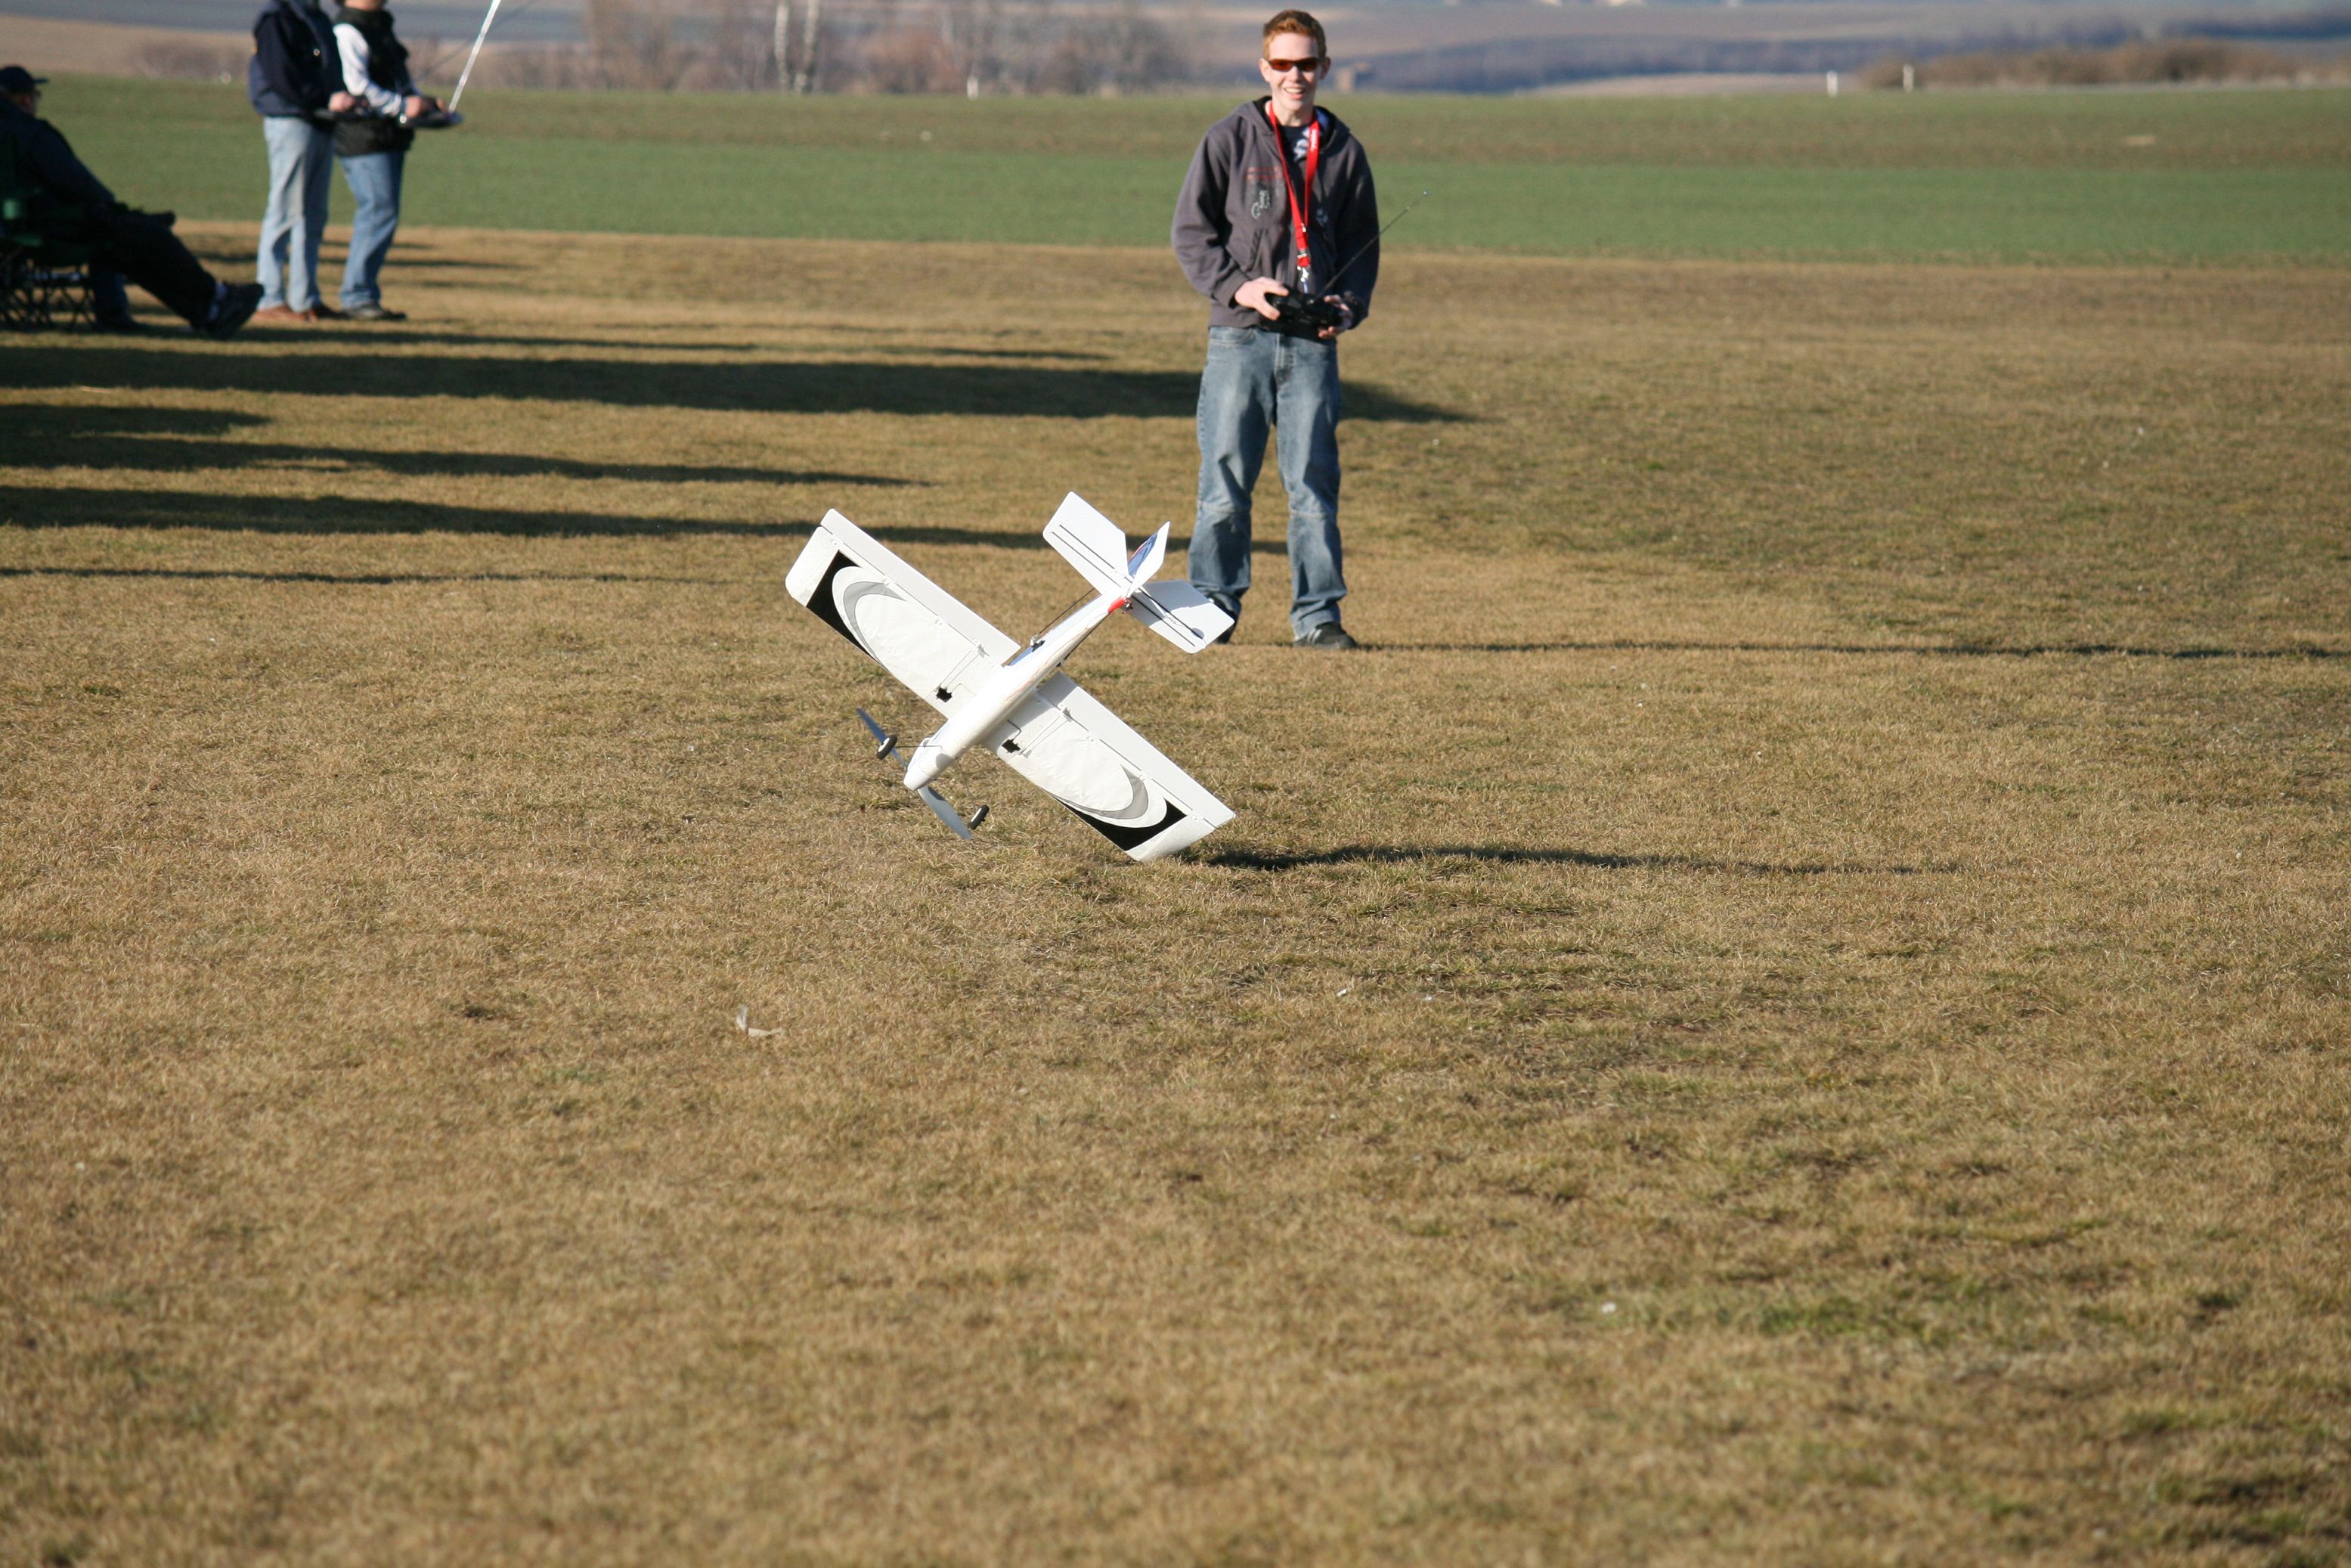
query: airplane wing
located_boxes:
[985,675,1233,863]
[788,509,1231,862]
[785,510,1017,717]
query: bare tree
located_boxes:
[702,0,777,88]
[586,0,685,89]
[796,0,825,92]
[1037,0,1183,93]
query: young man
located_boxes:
[332,0,440,321]
[248,0,357,323]
[1,66,264,338]
[1171,8,1379,650]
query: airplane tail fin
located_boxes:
[1043,492,1133,599]
[1123,523,1169,587]
[1043,493,1233,653]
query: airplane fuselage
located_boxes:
[901,589,1126,792]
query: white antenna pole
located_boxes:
[449,0,506,112]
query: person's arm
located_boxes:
[1324,151,1379,330]
[335,24,405,116]
[254,13,356,116]
[27,123,117,212]
[1171,130,1255,314]
[252,13,310,111]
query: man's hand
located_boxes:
[403,95,429,120]
[328,91,359,113]
[1233,277,1288,322]
[1318,299,1356,340]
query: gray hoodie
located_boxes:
[1172,98,1380,333]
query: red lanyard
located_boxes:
[1266,104,1322,292]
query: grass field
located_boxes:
[46,75,2351,262]
[5,81,2351,1566]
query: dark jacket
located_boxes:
[0,97,118,214]
[248,0,340,119]
[1172,98,1379,332]
[331,5,416,156]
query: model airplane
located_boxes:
[786,494,1237,862]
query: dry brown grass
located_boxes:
[3,225,2349,1566]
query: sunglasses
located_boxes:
[1264,56,1324,76]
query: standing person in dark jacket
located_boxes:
[248,0,356,322]
[1171,8,1378,651]
[331,0,440,321]
[1,66,264,337]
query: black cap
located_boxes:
[0,67,50,95]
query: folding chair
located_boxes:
[0,150,96,330]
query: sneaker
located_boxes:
[249,304,311,324]
[340,302,407,322]
[1294,623,1361,651]
[310,302,347,321]
[202,282,265,340]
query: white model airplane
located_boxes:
[786,493,1237,862]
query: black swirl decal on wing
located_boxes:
[805,551,866,654]
[1065,797,1188,851]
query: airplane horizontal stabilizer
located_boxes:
[1126,578,1234,654]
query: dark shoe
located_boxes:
[93,315,151,335]
[310,302,347,321]
[203,283,265,340]
[341,302,407,321]
[1294,623,1361,650]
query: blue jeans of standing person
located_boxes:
[336,150,404,309]
[257,116,333,311]
[1188,324,1347,637]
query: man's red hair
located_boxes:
[1262,9,1327,59]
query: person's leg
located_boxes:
[1273,333,1347,637]
[88,265,133,327]
[337,150,402,310]
[91,212,218,327]
[256,117,310,310]
[1188,326,1278,624]
[295,125,333,312]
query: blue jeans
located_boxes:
[336,150,404,308]
[257,116,333,311]
[1188,324,1347,637]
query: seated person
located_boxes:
[1,65,263,338]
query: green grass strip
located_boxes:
[48,75,2351,264]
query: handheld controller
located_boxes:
[1265,290,1348,340]
[1253,189,1428,342]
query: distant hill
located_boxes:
[0,0,584,44]
[7,0,2346,95]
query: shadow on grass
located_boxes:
[182,246,524,274]
[0,485,1111,546]
[12,346,1463,422]
[286,331,1115,361]
[5,406,922,488]
[1392,640,2348,662]
[1202,844,1941,875]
